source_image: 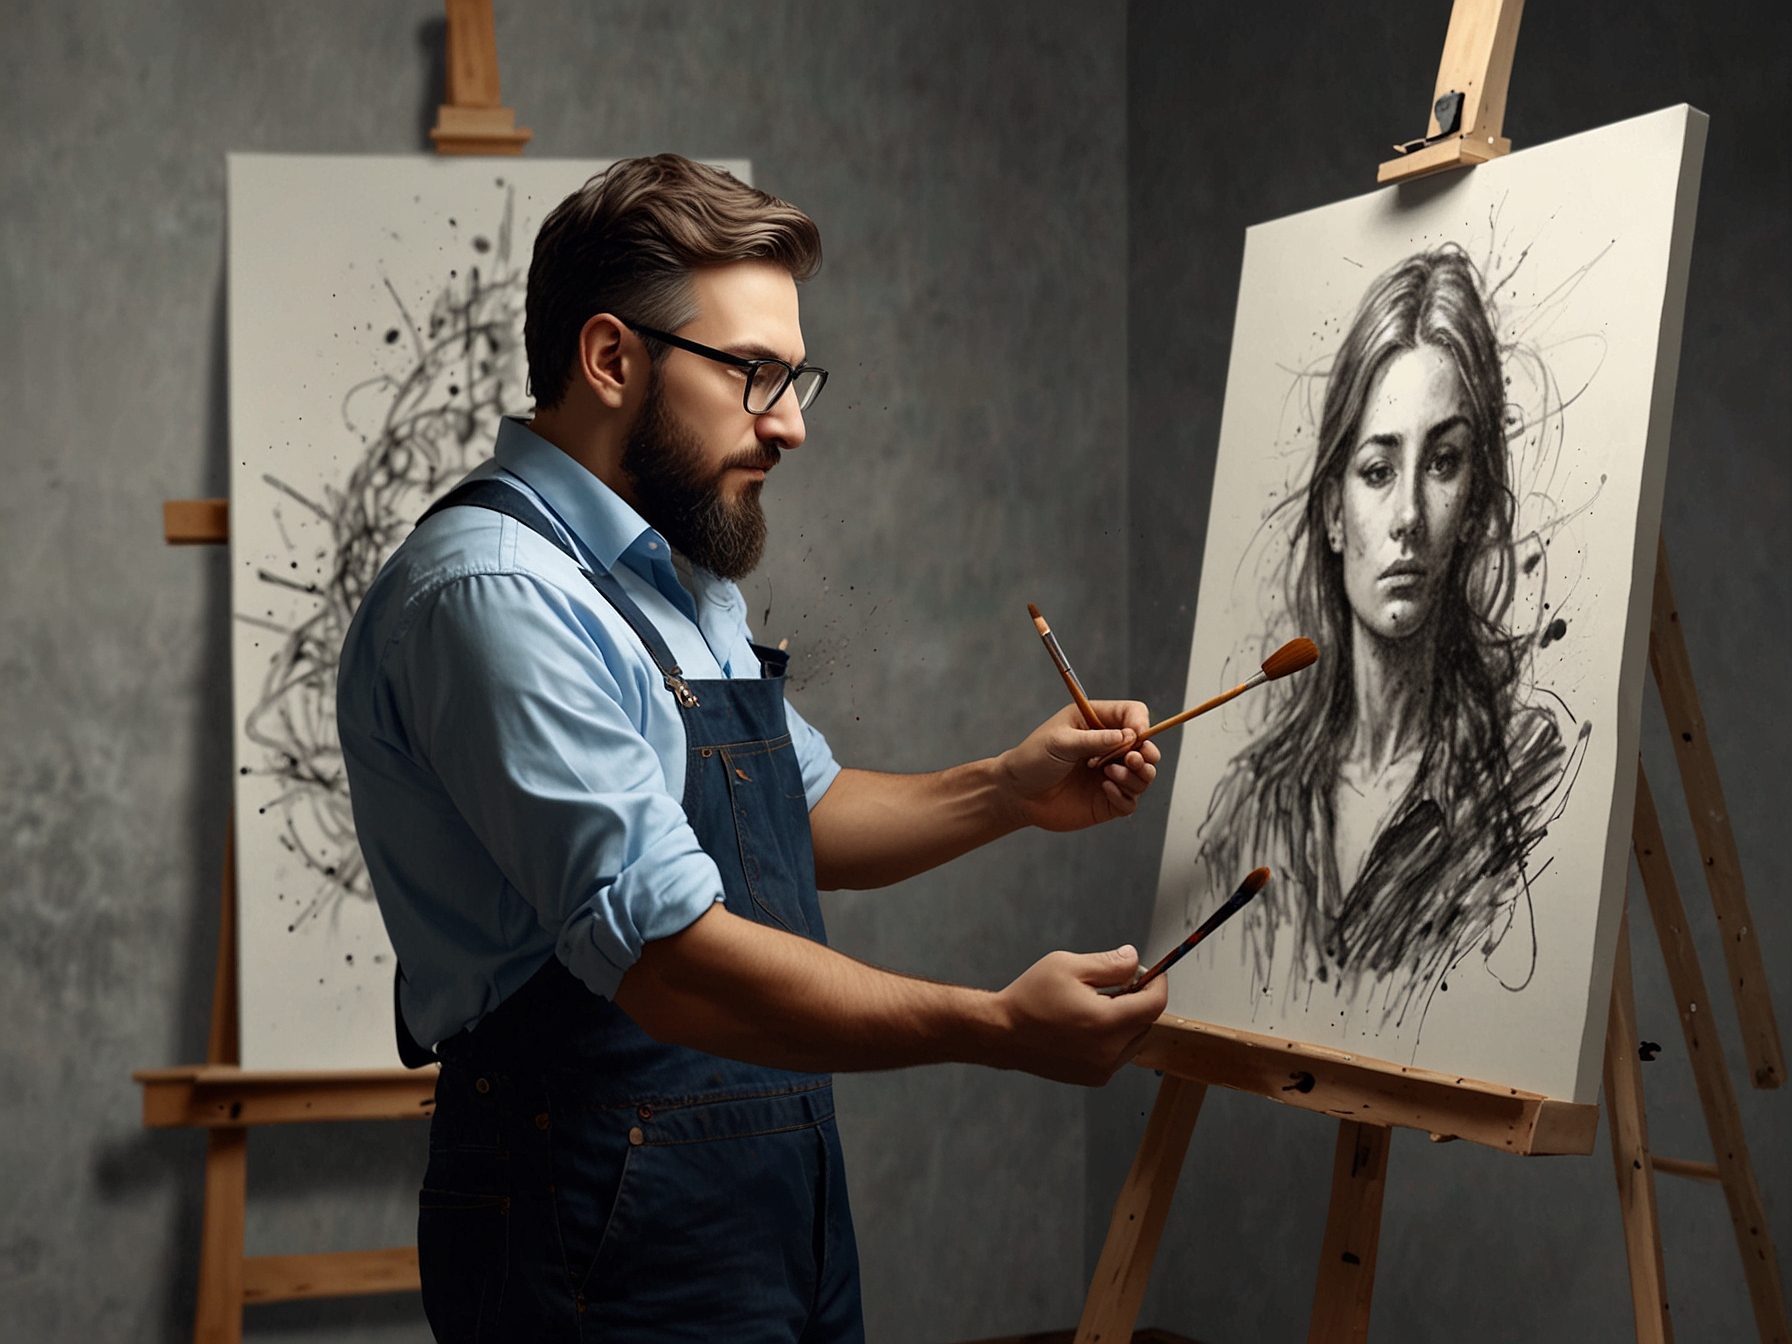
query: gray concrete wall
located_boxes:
[7,2,1788,1342]
[1116,2,1791,1341]
[0,3,1126,1341]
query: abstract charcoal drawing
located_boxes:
[227,156,699,1068]
[1148,108,1705,1102]
[242,191,527,922]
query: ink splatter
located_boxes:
[240,188,529,928]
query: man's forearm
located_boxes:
[809,762,1023,890]
[609,903,1165,1085]
[612,903,1008,1072]
[807,705,1156,891]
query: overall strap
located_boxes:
[419,477,700,708]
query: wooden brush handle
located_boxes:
[1136,680,1251,744]
[1096,677,1255,768]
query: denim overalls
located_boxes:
[408,478,863,1342]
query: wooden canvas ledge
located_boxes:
[1133,1015,1598,1156]
[132,1065,437,1129]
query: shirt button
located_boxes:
[475,1077,490,1094]
[628,1126,645,1146]
[535,1112,550,1130]
[647,541,658,550]
[637,1104,653,1120]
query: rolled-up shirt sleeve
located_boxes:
[387,571,723,1000]
[781,697,841,812]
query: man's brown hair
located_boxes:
[525,154,822,410]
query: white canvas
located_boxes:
[227,154,751,1070]
[1146,107,1705,1104]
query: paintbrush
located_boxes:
[1100,637,1318,767]
[1099,867,1272,996]
[1028,602,1108,731]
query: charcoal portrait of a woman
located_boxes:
[1188,245,1579,1028]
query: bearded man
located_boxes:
[337,154,1164,1343]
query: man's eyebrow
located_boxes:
[726,341,806,364]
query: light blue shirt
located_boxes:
[338,416,841,1046]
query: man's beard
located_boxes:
[621,374,776,582]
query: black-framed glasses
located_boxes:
[625,321,829,415]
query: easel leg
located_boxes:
[1649,538,1784,1089]
[1075,1074,1208,1344]
[1307,1120,1391,1344]
[1604,903,1674,1344]
[1634,764,1791,1343]
[193,1127,247,1344]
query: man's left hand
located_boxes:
[998,701,1160,832]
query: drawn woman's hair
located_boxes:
[1201,244,1557,999]
[1283,244,1518,793]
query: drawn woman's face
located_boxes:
[1327,344,1475,641]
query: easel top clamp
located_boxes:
[1077,4,1787,1343]
[135,6,531,1339]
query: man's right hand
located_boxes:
[989,946,1168,1085]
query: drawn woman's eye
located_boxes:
[1428,446,1464,480]
[1359,459,1394,489]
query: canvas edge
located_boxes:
[1238,103,1707,236]
[1143,224,1268,926]
[1565,105,1710,1104]
[223,152,252,1062]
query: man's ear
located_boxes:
[575,314,639,410]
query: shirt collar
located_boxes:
[492,415,659,575]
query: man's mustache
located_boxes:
[717,445,782,475]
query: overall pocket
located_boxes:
[719,737,814,936]
[577,1094,836,1340]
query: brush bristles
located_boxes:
[1027,603,1043,620]
[1243,866,1272,894]
[1260,637,1318,680]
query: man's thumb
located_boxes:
[1075,945,1141,988]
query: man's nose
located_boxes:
[756,393,805,451]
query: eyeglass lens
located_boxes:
[745,363,827,414]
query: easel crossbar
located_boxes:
[242,1247,421,1304]
[132,1066,438,1129]
[1132,1016,1597,1155]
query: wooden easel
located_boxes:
[132,7,525,1341]
[132,819,437,1342]
[1077,4,1790,1342]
